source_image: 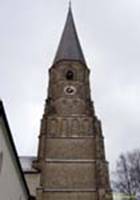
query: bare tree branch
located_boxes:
[112,149,140,200]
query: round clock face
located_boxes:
[64,86,76,95]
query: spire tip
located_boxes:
[69,0,72,10]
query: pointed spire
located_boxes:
[53,5,86,65]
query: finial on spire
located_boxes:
[69,0,72,9]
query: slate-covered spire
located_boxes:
[53,5,86,65]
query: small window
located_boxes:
[66,70,74,80]
[0,151,3,173]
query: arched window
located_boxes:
[71,119,80,135]
[61,119,69,136]
[50,119,58,136]
[66,70,74,80]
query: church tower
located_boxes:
[34,6,113,200]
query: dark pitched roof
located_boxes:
[0,100,30,199]
[53,6,86,65]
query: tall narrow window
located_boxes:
[0,151,3,173]
[66,70,74,80]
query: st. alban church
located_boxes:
[1,5,113,200]
[31,5,113,200]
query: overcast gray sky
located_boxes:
[0,0,140,170]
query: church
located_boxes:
[1,5,113,200]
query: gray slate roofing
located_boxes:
[54,6,86,65]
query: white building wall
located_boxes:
[0,119,28,200]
